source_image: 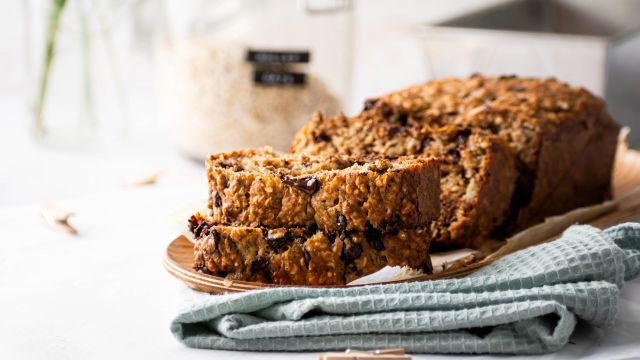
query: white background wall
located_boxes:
[1,0,506,114]
[349,0,505,111]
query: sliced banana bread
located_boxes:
[189,213,432,285]
[359,75,620,232]
[207,147,440,233]
[292,116,517,248]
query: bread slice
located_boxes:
[292,115,517,248]
[189,213,432,285]
[206,147,440,233]
[362,75,620,232]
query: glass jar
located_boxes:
[156,0,353,159]
[25,0,139,148]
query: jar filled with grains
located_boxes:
[157,0,352,159]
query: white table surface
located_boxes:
[1,96,640,360]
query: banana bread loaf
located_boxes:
[359,75,620,232]
[189,213,432,285]
[207,147,440,233]
[292,116,517,248]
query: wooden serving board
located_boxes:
[164,149,640,294]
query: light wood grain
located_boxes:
[164,149,640,294]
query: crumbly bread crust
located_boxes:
[292,74,619,242]
[292,115,517,248]
[190,213,432,285]
[207,147,440,233]
[362,75,620,231]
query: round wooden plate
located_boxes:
[163,235,495,294]
[164,148,640,294]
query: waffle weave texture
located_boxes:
[170,223,640,354]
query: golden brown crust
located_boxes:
[190,213,432,285]
[292,74,619,243]
[207,148,440,233]
[362,75,620,232]
[292,115,517,248]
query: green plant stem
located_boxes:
[34,0,67,139]
[78,0,95,129]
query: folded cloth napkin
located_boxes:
[170,223,640,354]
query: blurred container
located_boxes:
[419,0,640,146]
[157,0,353,159]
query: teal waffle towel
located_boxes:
[170,223,640,354]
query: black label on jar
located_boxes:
[247,50,310,64]
[254,70,306,86]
